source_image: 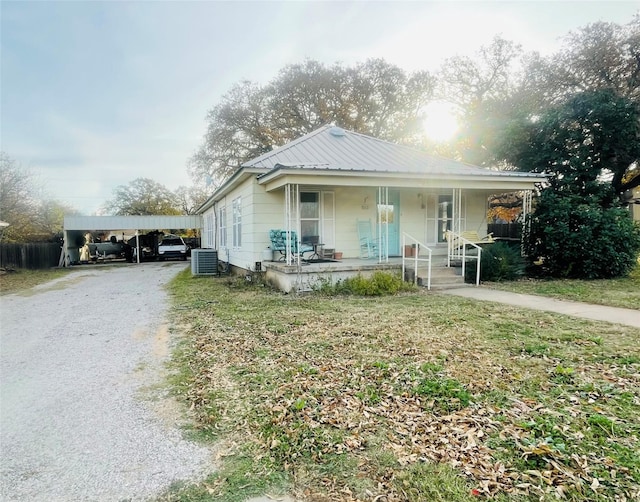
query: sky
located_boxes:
[1,1,638,215]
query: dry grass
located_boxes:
[0,268,71,295]
[163,271,640,502]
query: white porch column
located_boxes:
[284,184,300,266]
[377,186,389,262]
[452,188,462,235]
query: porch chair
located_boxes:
[269,229,314,261]
[357,219,378,259]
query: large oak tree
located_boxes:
[103,178,181,216]
[188,59,434,186]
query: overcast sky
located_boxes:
[1,1,638,215]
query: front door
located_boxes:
[377,189,400,256]
[437,194,453,242]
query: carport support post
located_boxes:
[60,229,69,267]
[136,230,140,264]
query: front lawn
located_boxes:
[484,264,640,310]
[162,271,640,502]
[0,268,71,295]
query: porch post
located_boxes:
[377,186,389,263]
[452,188,462,235]
[284,183,300,266]
[60,229,69,267]
[285,184,291,265]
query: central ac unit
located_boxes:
[191,249,218,276]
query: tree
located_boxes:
[103,178,181,216]
[1,152,40,241]
[435,37,525,167]
[188,59,434,186]
[174,185,209,215]
[503,89,640,202]
[502,91,640,278]
[0,152,77,242]
[533,17,640,104]
[434,18,639,168]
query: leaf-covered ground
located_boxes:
[163,271,640,502]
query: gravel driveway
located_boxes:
[0,262,213,501]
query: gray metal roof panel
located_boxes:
[244,125,543,178]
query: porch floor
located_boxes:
[262,246,457,293]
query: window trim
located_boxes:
[232,196,242,248]
[218,205,227,248]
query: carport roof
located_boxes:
[64,215,202,231]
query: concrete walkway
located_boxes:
[442,287,640,328]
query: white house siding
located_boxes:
[334,186,377,257]
[251,181,286,263]
[463,190,492,235]
[331,187,492,255]
[214,177,256,269]
[205,178,524,270]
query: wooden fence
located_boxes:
[0,242,61,270]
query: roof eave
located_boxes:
[257,167,547,186]
[197,167,268,213]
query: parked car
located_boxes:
[127,233,160,261]
[157,235,188,261]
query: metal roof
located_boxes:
[64,215,202,231]
[243,125,544,179]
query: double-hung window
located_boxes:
[232,197,242,248]
[219,205,227,248]
[300,192,319,242]
[204,211,216,248]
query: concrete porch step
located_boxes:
[410,265,469,290]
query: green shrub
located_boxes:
[465,241,526,283]
[523,192,640,279]
[315,271,414,296]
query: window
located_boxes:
[300,192,319,242]
[219,205,227,248]
[438,195,452,242]
[204,211,215,248]
[232,197,242,248]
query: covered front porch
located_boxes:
[262,244,468,293]
[263,179,532,259]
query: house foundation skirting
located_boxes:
[264,258,402,293]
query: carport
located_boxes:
[62,215,203,266]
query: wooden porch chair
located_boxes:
[357,220,378,259]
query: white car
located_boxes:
[157,235,188,261]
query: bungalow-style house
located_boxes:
[198,125,545,292]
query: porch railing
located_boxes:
[402,233,433,290]
[445,230,482,287]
